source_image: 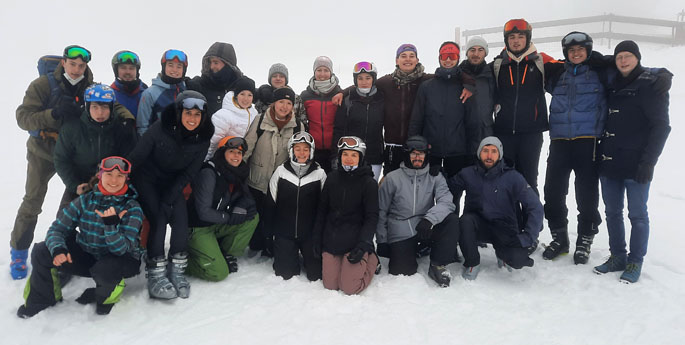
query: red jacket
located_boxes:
[301,86,342,150]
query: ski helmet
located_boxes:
[337,136,367,165]
[84,83,116,116]
[561,31,593,60]
[161,49,188,77]
[288,131,315,164]
[352,61,377,86]
[503,19,532,50]
[111,50,141,80]
[218,136,248,153]
[403,135,430,169]
[175,90,207,125]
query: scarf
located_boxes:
[391,63,425,86]
[269,105,292,131]
[460,60,485,76]
[212,149,250,183]
[97,182,129,196]
[309,75,340,95]
[356,86,378,98]
[506,43,538,63]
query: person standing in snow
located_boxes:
[17,156,143,318]
[186,42,245,116]
[254,63,307,124]
[186,137,258,281]
[205,77,257,160]
[449,137,543,279]
[300,56,342,172]
[376,136,460,287]
[593,41,672,284]
[136,49,188,136]
[313,136,379,295]
[265,132,327,281]
[110,50,148,117]
[459,36,496,139]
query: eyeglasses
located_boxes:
[504,19,531,33]
[219,136,247,152]
[64,45,91,63]
[409,152,426,158]
[439,53,459,61]
[182,97,206,110]
[562,32,590,46]
[116,51,139,65]
[353,61,375,74]
[337,136,362,150]
[162,49,188,66]
[100,156,131,174]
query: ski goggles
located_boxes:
[64,45,91,63]
[504,19,531,33]
[218,136,247,152]
[181,97,206,110]
[337,136,362,150]
[292,131,313,143]
[353,61,375,74]
[116,51,139,65]
[562,32,591,46]
[162,49,188,66]
[100,156,131,174]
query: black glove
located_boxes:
[376,243,390,258]
[228,208,248,225]
[257,84,274,104]
[102,214,121,226]
[635,163,655,184]
[415,219,433,240]
[52,99,81,120]
[347,246,366,264]
[245,202,257,219]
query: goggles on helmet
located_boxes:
[353,61,375,74]
[116,51,140,65]
[100,156,131,174]
[181,97,207,110]
[64,45,91,63]
[562,32,591,47]
[218,136,247,152]
[162,49,188,66]
[504,19,531,33]
[337,136,362,150]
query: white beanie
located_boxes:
[313,56,333,73]
[466,36,489,56]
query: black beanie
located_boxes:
[614,40,641,61]
[273,87,296,104]
[233,77,256,96]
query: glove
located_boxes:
[52,99,81,120]
[244,202,257,219]
[635,163,655,184]
[415,219,433,240]
[347,245,366,264]
[376,243,390,258]
[228,212,248,225]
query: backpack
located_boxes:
[29,55,64,138]
[493,55,545,90]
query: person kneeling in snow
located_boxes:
[186,137,258,281]
[313,136,379,295]
[448,137,542,279]
[17,157,144,318]
[376,136,461,287]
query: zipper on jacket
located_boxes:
[512,62,520,135]
[365,103,370,143]
[320,97,325,149]
[295,166,302,238]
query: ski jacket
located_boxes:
[127,102,213,204]
[313,165,379,255]
[265,161,327,240]
[111,79,148,118]
[332,90,385,164]
[243,107,306,194]
[448,160,542,248]
[460,61,496,137]
[54,110,137,193]
[46,183,144,260]
[206,91,258,160]
[300,85,342,151]
[409,67,481,157]
[186,42,244,116]
[375,73,433,145]
[136,74,186,136]
[599,66,672,180]
[377,162,455,244]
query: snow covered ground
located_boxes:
[1,2,684,344]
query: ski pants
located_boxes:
[428,155,472,179]
[322,251,378,295]
[382,144,405,176]
[459,212,534,269]
[497,132,543,195]
[273,234,322,281]
[248,186,269,252]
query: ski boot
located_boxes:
[168,252,190,299]
[573,235,594,265]
[146,256,177,300]
[224,254,238,273]
[462,264,481,281]
[542,228,569,260]
[428,263,451,287]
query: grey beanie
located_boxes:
[268,63,289,85]
[313,56,333,73]
[466,36,489,56]
[477,136,503,160]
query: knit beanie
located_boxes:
[273,86,296,104]
[233,77,255,96]
[477,136,503,160]
[439,42,460,60]
[614,40,641,61]
[313,56,333,73]
[268,63,289,85]
[396,43,418,58]
[466,36,489,56]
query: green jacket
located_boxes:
[54,110,137,193]
[16,63,133,161]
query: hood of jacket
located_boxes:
[201,42,241,76]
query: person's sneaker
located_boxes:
[619,262,642,284]
[542,230,569,260]
[10,248,29,280]
[462,265,480,280]
[428,264,451,287]
[573,235,594,265]
[96,303,114,315]
[593,255,627,275]
[224,255,238,273]
[497,258,513,272]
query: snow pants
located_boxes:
[322,251,378,295]
[428,155,472,178]
[459,212,534,269]
[186,215,259,281]
[273,235,322,281]
[22,237,140,316]
[248,186,269,252]
[382,144,404,176]
[497,132,544,195]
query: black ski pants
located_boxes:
[497,132,543,195]
[459,212,534,269]
[273,235,322,281]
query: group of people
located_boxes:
[11,17,671,319]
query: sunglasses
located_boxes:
[562,32,590,46]
[439,53,459,61]
[353,61,374,74]
[163,49,188,66]
[100,156,131,174]
[504,19,531,32]
[64,46,91,63]
[337,136,361,150]
[116,51,139,65]
[182,97,207,110]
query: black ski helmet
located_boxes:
[111,50,141,80]
[561,31,593,60]
[403,135,430,169]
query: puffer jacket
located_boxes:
[599,66,672,180]
[301,85,342,151]
[408,66,480,157]
[111,79,148,117]
[136,74,185,136]
[54,109,137,193]
[448,160,543,248]
[46,183,144,260]
[206,91,258,160]
[243,107,306,193]
[377,162,455,244]
[16,64,93,161]
[547,51,611,140]
[332,90,385,164]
